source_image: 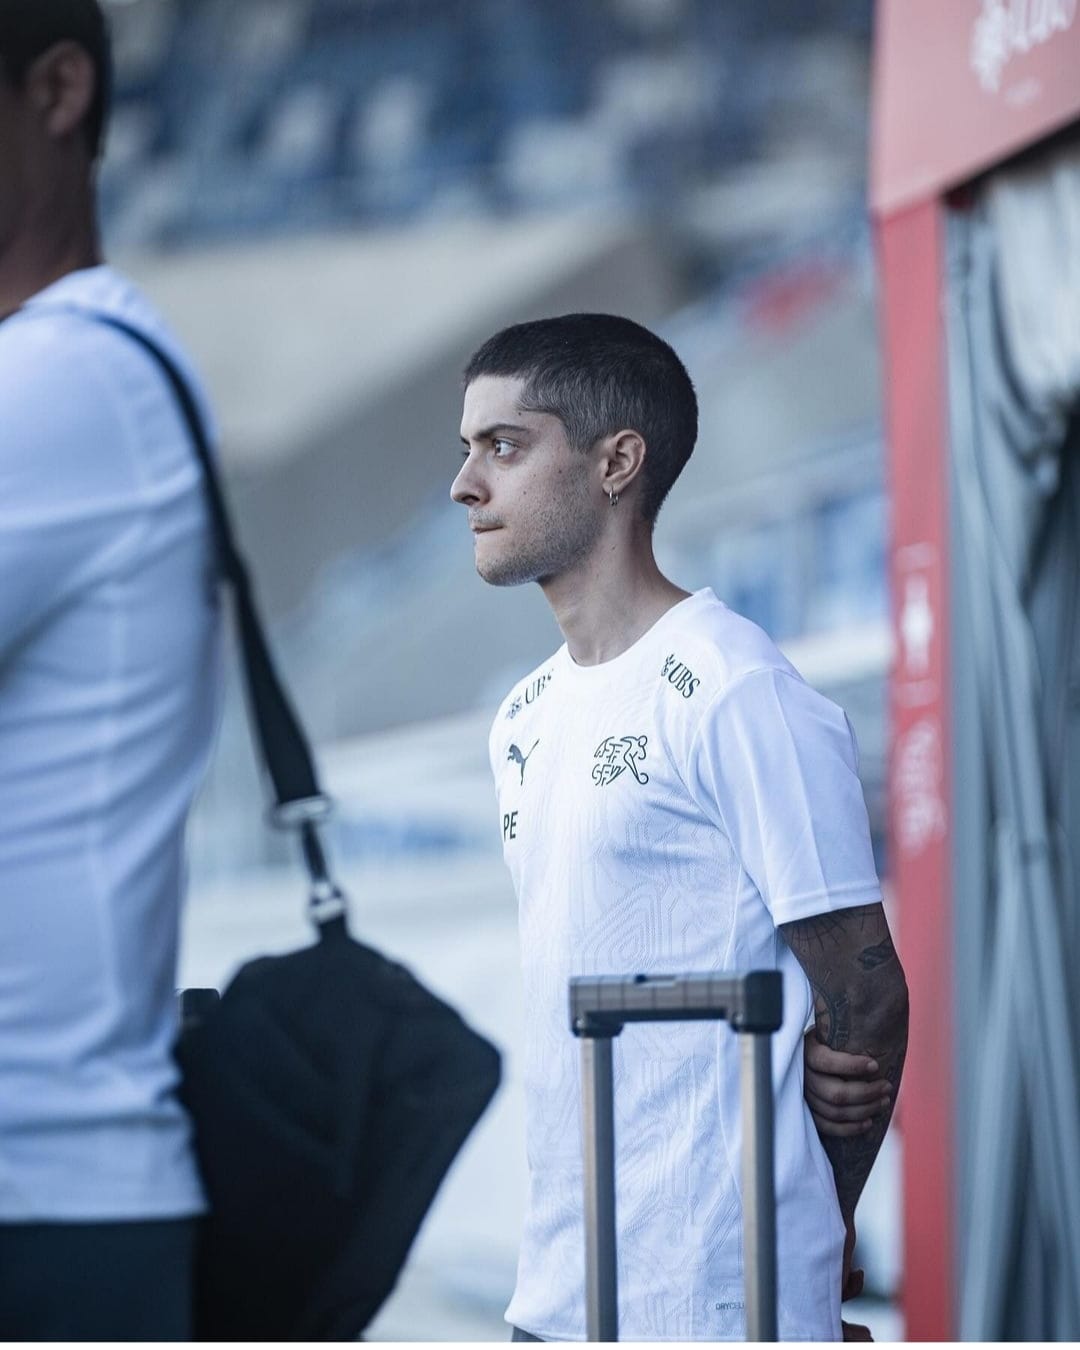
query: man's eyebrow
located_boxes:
[459,422,533,445]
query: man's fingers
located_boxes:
[842,1319,873,1341]
[805,1086,886,1123]
[805,1075,891,1110]
[804,1037,880,1079]
[804,1065,891,1102]
[805,1078,890,1110]
[809,1113,876,1138]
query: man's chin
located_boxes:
[475,560,533,587]
[475,549,539,587]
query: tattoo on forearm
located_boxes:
[858,939,895,971]
[781,905,909,1221]
[813,984,851,1049]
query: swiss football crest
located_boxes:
[592,735,649,787]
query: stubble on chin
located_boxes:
[474,545,542,588]
[475,557,525,587]
[474,522,597,589]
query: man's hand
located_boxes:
[801,1035,885,1339]
[841,1215,863,1301]
[840,1217,872,1339]
[803,1032,892,1138]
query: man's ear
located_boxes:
[25,41,96,145]
[598,428,648,501]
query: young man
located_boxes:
[452,314,908,1341]
[0,2,220,1337]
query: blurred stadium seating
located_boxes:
[103,0,871,256]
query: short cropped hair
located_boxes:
[464,313,698,523]
[0,0,112,160]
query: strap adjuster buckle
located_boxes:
[267,795,335,830]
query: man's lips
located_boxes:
[469,523,502,533]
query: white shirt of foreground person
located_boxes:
[0,265,220,1221]
[492,589,882,1341]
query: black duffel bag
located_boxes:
[178,922,500,1339]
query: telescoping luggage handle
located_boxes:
[570,970,783,1343]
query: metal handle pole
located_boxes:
[740,1030,778,1341]
[581,1035,618,1341]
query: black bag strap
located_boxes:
[17,306,346,926]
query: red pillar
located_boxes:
[876,200,954,1341]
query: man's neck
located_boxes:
[0,198,101,318]
[542,535,691,667]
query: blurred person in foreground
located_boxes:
[0,1,220,1337]
[452,315,908,1342]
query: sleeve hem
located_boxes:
[770,884,884,928]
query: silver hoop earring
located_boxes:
[607,489,619,507]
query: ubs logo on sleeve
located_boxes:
[661,653,699,699]
[592,735,649,787]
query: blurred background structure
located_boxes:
[94,0,1079,1340]
[873,3,1080,1340]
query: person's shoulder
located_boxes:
[0,300,125,443]
[63,265,187,356]
[660,590,798,709]
[0,268,205,508]
[3,264,216,452]
[21,263,164,332]
[2,267,141,390]
[0,298,91,383]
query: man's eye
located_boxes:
[492,439,515,457]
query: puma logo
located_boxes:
[508,739,540,785]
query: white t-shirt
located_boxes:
[0,266,221,1220]
[490,589,882,1341]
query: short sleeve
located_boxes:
[488,714,501,783]
[686,666,882,925]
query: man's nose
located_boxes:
[451,454,486,506]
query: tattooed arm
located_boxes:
[780,904,909,1283]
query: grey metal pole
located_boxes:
[740,1030,778,1341]
[581,1035,618,1341]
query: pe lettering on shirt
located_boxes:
[503,810,518,842]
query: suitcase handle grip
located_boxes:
[570,969,782,1036]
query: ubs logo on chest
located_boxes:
[662,653,699,699]
[506,667,554,720]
